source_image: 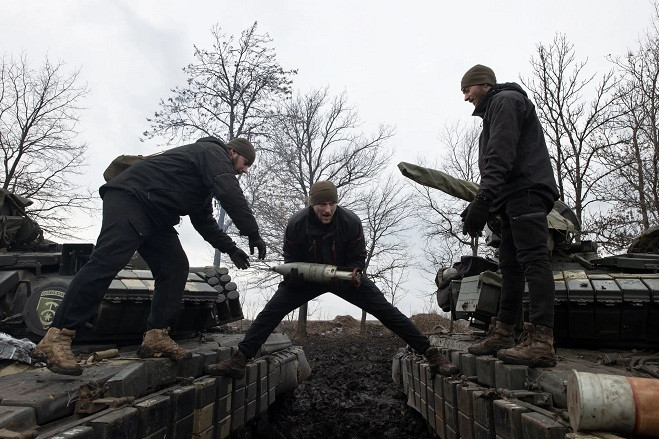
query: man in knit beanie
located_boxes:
[459,64,560,367]
[32,135,266,375]
[206,180,459,379]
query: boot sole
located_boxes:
[497,352,557,367]
[468,343,515,356]
[137,346,192,361]
[31,348,83,376]
[48,364,83,376]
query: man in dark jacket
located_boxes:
[205,180,458,378]
[460,65,559,367]
[32,137,267,375]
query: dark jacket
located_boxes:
[473,82,559,211]
[101,136,259,253]
[283,206,366,270]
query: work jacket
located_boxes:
[283,206,366,270]
[473,82,559,211]
[101,136,259,253]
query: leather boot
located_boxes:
[424,346,459,376]
[467,317,515,355]
[496,322,556,367]
[137,328,192,361]
[31,327,83,376]
[206,350,248,379]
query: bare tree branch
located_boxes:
[408,120,490,274]
[521,34,622,237]
[0,53,94,238]
[594,3,659,251]
[142,22,295,146]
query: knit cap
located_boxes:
[227,138,256,164]
[461,64,497,90]
[308,180,338,206]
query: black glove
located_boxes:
[283,267,305,287]
[249,235,267,260]
[461,195,492,237]
[229,248,250,269]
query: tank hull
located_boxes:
[392,333,659,439]
[0,240,245,342]
[395,162,659,438]
[0,332,310,438]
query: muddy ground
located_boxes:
[237,313,460,439]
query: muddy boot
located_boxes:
[31,327,83,376]
[467,317,515,355]
[205,350,248,379]
[137,328,192,361]
[496,322,556,367]
[424,346,459,376]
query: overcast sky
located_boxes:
[1,0,655,319]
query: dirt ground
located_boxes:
[238,313,456,439]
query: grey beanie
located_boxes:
[227,138,256,164]
[461,64,497,90]
[308,180,338,206]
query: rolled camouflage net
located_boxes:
[397,161,575,233]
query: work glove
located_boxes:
[249,235,267,260]
[283,267,305,287]
[461,195,492,238]
[229,248,250,269]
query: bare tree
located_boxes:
[595,5,659,251]
[251,87,395,335]
[356,174,414,335]
[143,21,295,144]
[522,34,621,237]
[142,22,295,263]
[0,53,93,238]
[409,120,486,272]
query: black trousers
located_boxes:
[238,277,430,358]
[496,190,555,328]
[52,189,189,330]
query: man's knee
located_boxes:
[519,254,552,271]
[499,259,524,278]
[84,252,131,277]
[171,257,189,279]
[168,245,189,270]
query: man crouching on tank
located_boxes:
[205,180,458,379]
[31,137,267,375]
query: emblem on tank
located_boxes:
[35,289,65,327]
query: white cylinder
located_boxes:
[567,370,636,433]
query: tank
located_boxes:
[0,188,244,343]
[0,188,311,439]
[397,162,659,350]
[391,162,659,439]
